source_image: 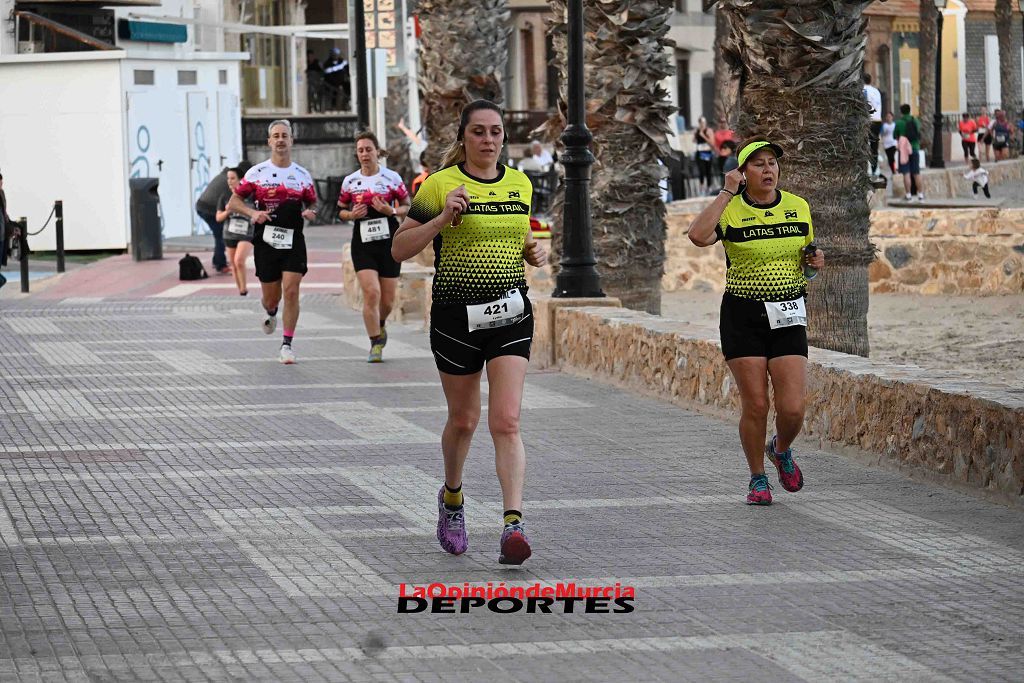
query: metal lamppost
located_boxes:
[552,0,604,299]
[929,0,948,168]
[353,0,370,129]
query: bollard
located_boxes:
[19,217,28,293]
[55,200,65,273]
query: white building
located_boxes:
[0,0,246,250]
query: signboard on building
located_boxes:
[361,0,406,74]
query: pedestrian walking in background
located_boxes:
[714,118,735,179]
[0,171,19,290]
[964,158,991,199]
[977,107,992,162]
[687,138,824,505]
[881,111,898,174]
[992,109,1012,161]
[195,168,231,274]
[218,166,254,296]
[694,117,715,195]
[337,130,410,363]
[958,112,977,161]
[863,73,883,177]
[894,103,923,201]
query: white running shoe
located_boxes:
[916,193,925,202]
[279,344,296,364]
[904,193,912,200]
[262,313,277,335]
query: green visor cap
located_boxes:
[737,140,784,168]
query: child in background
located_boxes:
[963,158,990,199]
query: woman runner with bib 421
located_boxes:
[338,131,410,362]
[392,100,546,565]
[687,138,824,505]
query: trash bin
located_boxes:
[129,177,162,261]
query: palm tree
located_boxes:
[713,4,739,126]
[996,0,1022,144]
[541,0,676,314]
[714,0,875,357]
[918,1,936,156]
[415,0,511,170]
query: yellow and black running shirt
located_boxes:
[715,190,814,302]
[407,164,533,305]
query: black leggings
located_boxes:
[885,146,897,173]
[962,140,976,160]
[696,156,713,186]
[973,182,991,198]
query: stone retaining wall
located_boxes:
[532,297,1024,502]
[664,202,1024,295]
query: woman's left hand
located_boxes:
[370,196,394,217]
[806,248,825,269]
[524,239,547,267]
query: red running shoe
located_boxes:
[765,435,804,493]
[746,474,773,505]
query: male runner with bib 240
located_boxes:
[229,120,318,364]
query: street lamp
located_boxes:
[552,0,604,299]
[929,0,948,169]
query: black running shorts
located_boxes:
[719,292,808,361]
[253,233,308,283]
[430,292,534,375]
[351,236,401,278]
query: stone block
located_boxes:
[550,305,1024,500]
[531,295,622,370]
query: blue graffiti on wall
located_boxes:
[192,121,211,235]
[130,125,151,178]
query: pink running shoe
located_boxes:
[765,436,804,492]
[746,474,773,505]
[498,522,532,565]
[436,487,468,555]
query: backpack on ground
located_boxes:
[904,117,920,143]
[178,253,208,281]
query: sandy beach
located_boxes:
[660,290,1024,389]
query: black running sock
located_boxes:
[283,335,293,346]
[370,334,384,345]
[503,510,523,526]
[443,484,463,509]
[266,307,278,317]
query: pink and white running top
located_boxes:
[338,167,409,210]
[235,160,317,213]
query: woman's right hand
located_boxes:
[442,184,469,225]
[723,169,744,195]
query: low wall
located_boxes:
[532,297,1024,502]
[664,201,1024,295]
[894,157,1024,201]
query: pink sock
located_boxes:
[283,328,295,337]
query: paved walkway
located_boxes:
[1,272,1022,680]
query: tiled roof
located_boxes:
[865,0,920,17]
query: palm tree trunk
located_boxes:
[718,0,875,357]
[416,0,511,170]
[996,0,1022,138]
[713,6,739,125]
[541,0,676,314]
[918,1,936,156]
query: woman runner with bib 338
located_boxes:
[338,131,410,362]
[687,138,824,505]
[392,100,546,564]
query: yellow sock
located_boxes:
[443,484,463,508]
[503,510,522,526]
